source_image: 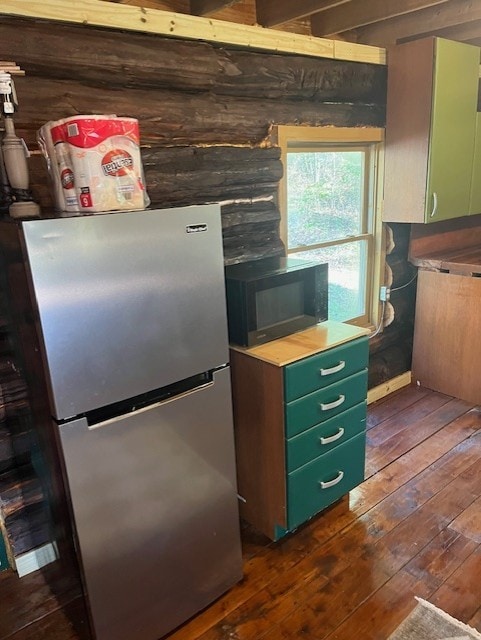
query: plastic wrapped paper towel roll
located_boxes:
[37,115,150,213]
[37,119,66,212]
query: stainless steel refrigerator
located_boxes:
[0,205,242,640]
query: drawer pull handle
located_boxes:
[320,361,345,376]
[319,471,344,490]
[320,427,345,445]
[319,394,345,411]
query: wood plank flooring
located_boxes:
[1,384,481,640]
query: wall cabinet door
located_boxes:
[427,39,480,222]
[383,37,480,224]
[470,113,481,216]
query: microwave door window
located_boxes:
[255,281,305,329]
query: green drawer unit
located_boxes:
[286,401,366,472]
[287,432,366,531]
[230,322,369,541]
[284,337,369,402]
[285,369,368,435]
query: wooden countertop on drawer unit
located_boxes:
[230,321,370,367]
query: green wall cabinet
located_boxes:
[230,322,369,541]
[470,113,481,216]
[384,37,480,224]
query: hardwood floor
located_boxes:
[1,384,481,640]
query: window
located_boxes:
[278,126,384,327]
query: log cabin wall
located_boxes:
[2,17,387,264]
[368,223,416,389]
[0,16,413,564]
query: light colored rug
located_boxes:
[388,597,481,640]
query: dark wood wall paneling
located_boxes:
[0,293,48,562]
[0,16,413,560]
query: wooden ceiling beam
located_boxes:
[311,0,450,38]
[256,0,350,28]
[190,0,239,16]
[354,0,481,46]
[398,18,481,44]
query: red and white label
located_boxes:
[61,168,75,189]
[101,149,134,177]
[51,117,140,148]
[79,187,93,208]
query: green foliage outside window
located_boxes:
[286,150,367,322]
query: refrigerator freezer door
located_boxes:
[22,205,229,420]
[58,368,242,640]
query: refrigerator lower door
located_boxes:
[58,368,242,640]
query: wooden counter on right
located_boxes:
[410,214,481,404]
[412,269,481,404]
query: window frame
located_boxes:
[277,125,385,329]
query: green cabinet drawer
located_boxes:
[286,401,366,472]
[285,370,367,435]
[284,337,368,402]
[287,432,365,530]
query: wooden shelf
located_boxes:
[0,0,385,65]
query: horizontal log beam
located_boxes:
[216,49,386,103]
[4,501,50,556]
[0,420,32,473]
[142,146,283,206]
[0,19,386,104]
[368,325,410,355]
[221,200,280,229]
[311,0,450,38]
[16,77,385,150]
[0,18,220,93]
[223,219,279,242]
[385,223,410,259]
[0,468,44,519]
[386,256,414,289]
[30,144,283,219]
[368,344,412,388]
[389,290,416,326]
[0,0,385,64]
[223,240,284,265]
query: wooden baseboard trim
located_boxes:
[367,371,412,405]
[15,542,57,578]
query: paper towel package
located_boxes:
[37,115,150,213]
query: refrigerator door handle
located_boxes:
[87,379,214,430]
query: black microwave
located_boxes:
[224,256,328,347]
